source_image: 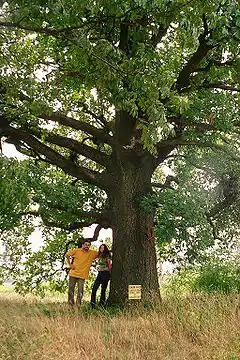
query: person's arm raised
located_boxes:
[65,249,76,269]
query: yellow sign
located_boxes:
[128,285,142,300]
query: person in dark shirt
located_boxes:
[90,244,112,308]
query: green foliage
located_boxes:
[193,262,240,294]
[161,268,198,296]
[0,157,30,230]
[0,155,107,296]
[162,258,240,296]
[0,0,239,150]
[143,160,214,264]
[0,156,106,232]
[142,144,240,266]
[1,0,240,296]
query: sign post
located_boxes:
[128,285,142,300]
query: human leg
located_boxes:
[100,271,110,306]
[76,278,85,306]
[90,273,101,307]
[68,276,77,305]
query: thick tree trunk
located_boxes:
[108,160,160,306]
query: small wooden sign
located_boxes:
[128,285,142,300]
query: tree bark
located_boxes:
[108,158,160,306]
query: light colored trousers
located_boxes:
[68,276,85,306]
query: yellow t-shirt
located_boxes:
[66,248,98,279]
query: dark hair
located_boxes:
[98,244,111,258]
[83,239,91,244]
[78,238,91,248]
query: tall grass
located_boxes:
[0,289,239,360]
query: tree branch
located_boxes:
[207,216,220,241]
[207,195,237,220]
[1,125,110,189]
[20,208,111,236]
[41,218,96,231]
[151,25,168,47]
[154,142,176,168]
[21,208,103,221]
[203,82,240,92]
[0,21,63,36]
[31,129,111,167]
[175,15,214,91]
[165,153,216,176]
[195,59,235,72]
[92,221,111,241]
[19,91,110,135]
[41,113,114,147]
[77,101,109,128]
[168,116,216,132]
[44,219,110,238]
[157,136,240,164]
[45,205,111,225]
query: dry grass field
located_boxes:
[0,287,239,360]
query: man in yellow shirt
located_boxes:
[65,239,98,306]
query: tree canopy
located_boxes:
[0,0,240,302]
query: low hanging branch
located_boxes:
[20,89,110,130]
[41,113,115,147]
[20,204,112,234]
[159,137,239,157]
[31,128,111,167]
[1,125,110,189]
[202,82,240,92]
[42,219,96,231]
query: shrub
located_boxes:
[192,263,240,294]
[162,261,240,295]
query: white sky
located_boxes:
[2,142,26,159]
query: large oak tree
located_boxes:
[1,0,240,304]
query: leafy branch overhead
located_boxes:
[0,1,239,219]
